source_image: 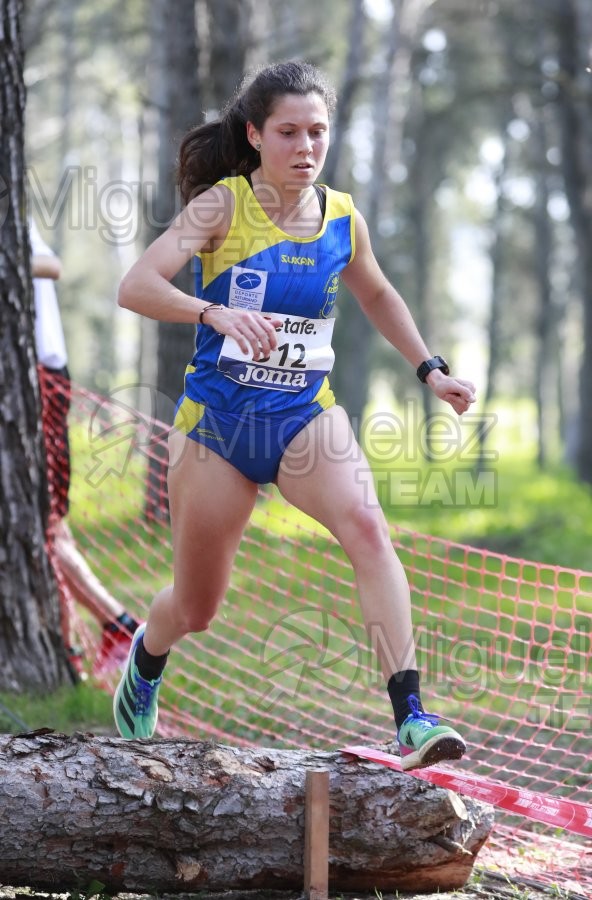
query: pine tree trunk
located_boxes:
[142,0,202,518]
[476,132,508,471]
[0,0,70,691]
[333,6,403,432]
[151,0,202,421]
[322,0,366,187]
[0,732,494,894]
[556,0,592,483]
[532,113,556,469]
[205,0,258,108]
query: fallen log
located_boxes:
[0,731,494,893]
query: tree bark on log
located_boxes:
[0,732,494,894]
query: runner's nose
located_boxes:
[297,133,313,155]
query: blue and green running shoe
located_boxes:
[397,695,466,771]
[113,623,161,739]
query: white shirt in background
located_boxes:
[30,219,68,370]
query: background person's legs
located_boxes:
[52,519,139,674]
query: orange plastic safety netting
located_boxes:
[40,369,592,895]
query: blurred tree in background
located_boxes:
[0,0,70,690]
[20,0,592,483]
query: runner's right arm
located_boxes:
[118,184,280,359]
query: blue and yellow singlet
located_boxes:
[174,174,356,482]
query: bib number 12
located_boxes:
[260,342,306,368]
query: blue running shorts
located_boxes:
[173,392,334,484]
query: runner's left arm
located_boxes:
[341,208,476,416]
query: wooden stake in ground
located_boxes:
[0,731,494,893]
[304,770,329,900]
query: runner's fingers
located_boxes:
[456,378,477,399]
[241,324,271,360]
[450,393,472,414]
[445,379,476,408]
[261,328,278,355]
[263,314,283,333]
[258,315,281,352]
[226,321,255,356]
[253,335,272,360]
[243,315,280,359]
[221,311,280,359]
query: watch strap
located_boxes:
[416,355,450,383]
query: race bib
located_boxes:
[217,313,335,392]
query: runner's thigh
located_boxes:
[167,429,259,597]
[276,405,382,538]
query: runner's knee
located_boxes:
[339,504,392,559]
[174,590,225,633]
[179,603,220,634]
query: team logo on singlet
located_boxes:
[229,266,268,311]
[236,272,262,289]
[319,272,341,318]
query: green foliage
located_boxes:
[360,396,592,570]
[69,880,110,900]
[0,682,114,734]
[391,455,587,562]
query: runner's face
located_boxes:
[249,92,330,191]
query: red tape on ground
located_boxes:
[341,746,592,838]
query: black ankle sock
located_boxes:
[134,636,169,681]
[387,670,424,730]
[116,612,139,633]
[104,612,139,634]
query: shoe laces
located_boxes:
[133,674,159,716]
[407,694,440,729]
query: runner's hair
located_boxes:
[177,61,336,205]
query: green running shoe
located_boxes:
[113,623,161,739]
[397,695,466,771]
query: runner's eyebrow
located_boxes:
[276,121,328,128]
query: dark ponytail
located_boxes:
[177,61,337,205]
[178,98,258,205]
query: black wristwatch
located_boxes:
[416,356,450,383]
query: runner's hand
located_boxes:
[426,371,476,415]
[203,308,283,361]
